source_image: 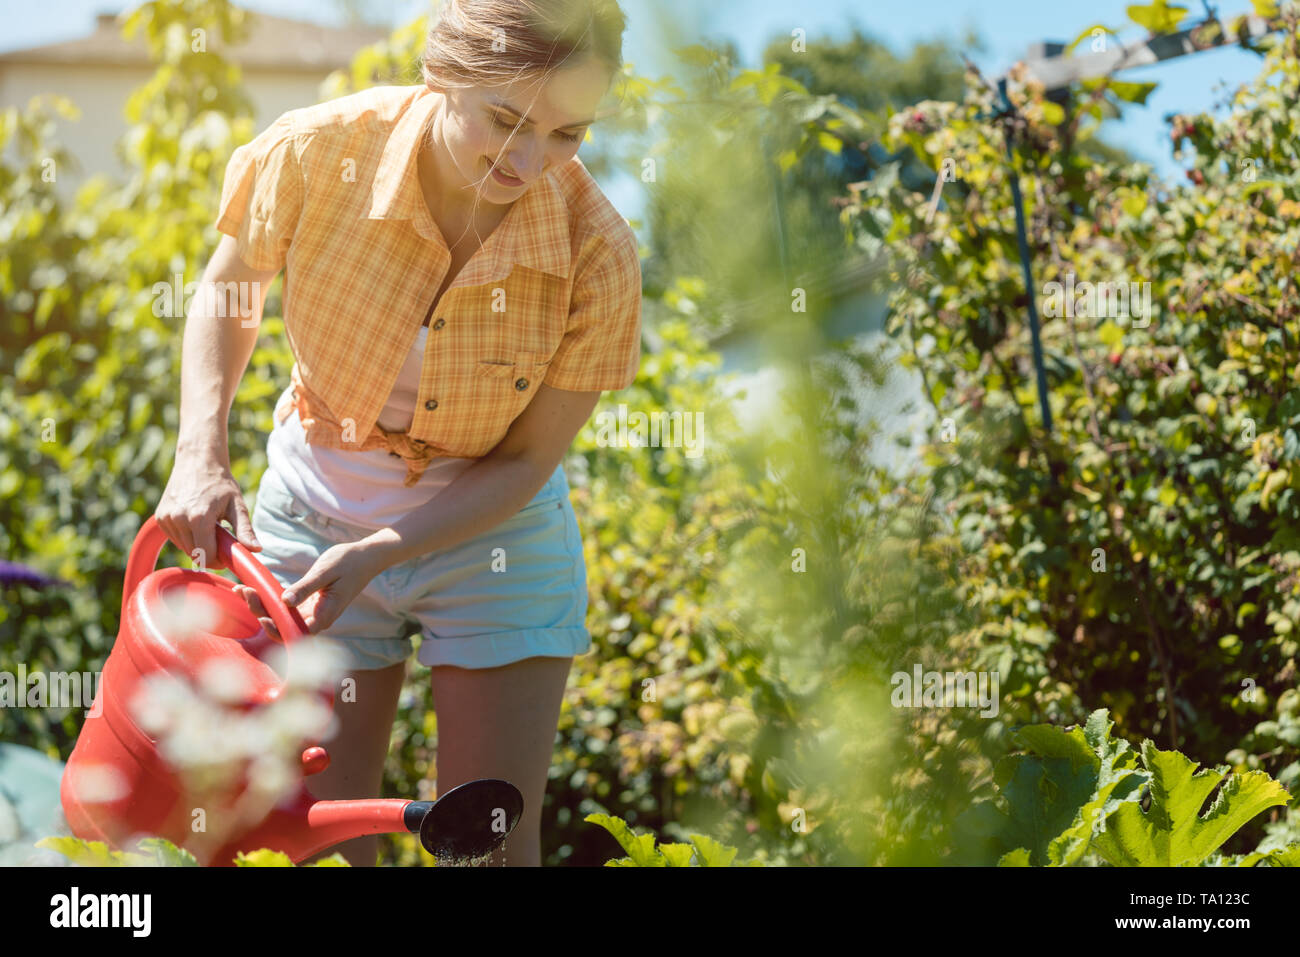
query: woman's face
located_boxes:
[425,56,612,212]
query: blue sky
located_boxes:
[1,0,1272,185]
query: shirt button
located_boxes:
[514,377,529,391]
[425,398,438,410]
[432,318,445,330]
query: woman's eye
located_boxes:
[490,114,583,142]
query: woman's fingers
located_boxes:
[236,584,266,615]
[235,585,280,639]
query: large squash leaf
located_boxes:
[1093,741,1291,867]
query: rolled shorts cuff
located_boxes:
[327,635,415,671]
[416,626,591,669]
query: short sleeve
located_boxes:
[543,232,642,392]
[215,112,303,273]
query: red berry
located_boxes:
[1109,352,1122,366]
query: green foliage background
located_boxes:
[4,0,1300,867]
[842,4,1300,861]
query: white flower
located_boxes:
[197,658,255,704]
[65,763,130,804]
[246,752,297,800]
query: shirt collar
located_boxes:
[361,85,571,283]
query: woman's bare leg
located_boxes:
[429,655,574,866]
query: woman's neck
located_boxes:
[417,110,510,231]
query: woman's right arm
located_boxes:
[155,235,282,569]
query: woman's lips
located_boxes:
[489,161,524,186]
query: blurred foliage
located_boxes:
[0,0,281,756]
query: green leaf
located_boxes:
[1119,187,1148,217]
[34,836,126,867]
[658,843,697,866]
[1126,1,1189,33]
[1108,80,1159,105]
[1251,0,1279,17]
[690,832,739,866]
[1040,101,1065,126]
[584,812,666,866]
[233,848,295,867]
[304,853,351,866]
[1098,321,1124,349]
[1045,710,1148,866]
[999,847,1032,866]
[989,744,1098,865]
[815,130,842,155]
[1092,741,1292,866]
[131,837,199,867]
[1252,843,1300,866]
[950,709,1148,865]
[1235,843,1300,866]
[1261,468,1289,512]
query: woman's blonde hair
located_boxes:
[420,0,628,91]
[417,0,628,237]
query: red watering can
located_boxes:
[60,516,523,866]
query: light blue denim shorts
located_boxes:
[248,464,591,671]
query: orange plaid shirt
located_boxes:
[214,84,643,486]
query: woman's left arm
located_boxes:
[268,384,600,634]
[362,383,602,566]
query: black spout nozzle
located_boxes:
[403,801,436,833]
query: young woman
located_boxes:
[154,0,641,866]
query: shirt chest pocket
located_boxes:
[475,350,550,392]
[417,350,552,455]
[470,350,552,423]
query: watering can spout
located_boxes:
[304,798,433,855]
[221,778,521,864]
[221,797,434,864]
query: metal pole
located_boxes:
[997,77,1053,435]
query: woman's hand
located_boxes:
[234,541,384,638]
[156,452,261,572]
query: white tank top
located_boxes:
[265,325,477,530]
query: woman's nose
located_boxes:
[505,143,543,182]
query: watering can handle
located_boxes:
[123,517,333,775]
[123,515,309,649]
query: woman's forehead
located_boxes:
[468,61,611,125]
